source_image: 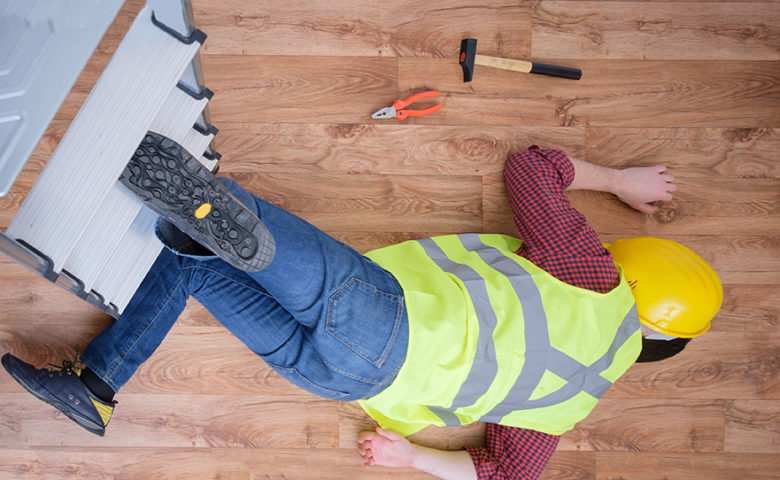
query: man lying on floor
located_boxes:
[3,133,722,480]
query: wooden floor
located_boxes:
[1,0,779,478]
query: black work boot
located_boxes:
[119,131,276,271]
[1,353,116,436]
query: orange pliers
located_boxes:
[371,91,442,120]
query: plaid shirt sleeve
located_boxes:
[465,424,560,480]
[464,147,621,479]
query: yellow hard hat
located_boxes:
[606,237,723,338]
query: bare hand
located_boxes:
[614,165,677,213]
[358,427,415,468]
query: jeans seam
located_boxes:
[320,355,379,385]
[265,360,350,400]
[181,264,269,296]
[325,277,403,368]
[101,272,187,390]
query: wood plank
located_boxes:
[397,59,780,127]
[212,123,585,177]
[0,264,108,324]
[0,393,338,449]
[558,399,725,452]
[220,172,483,234]
[195,0,531,58]
[568,184,780,234]
[532,1,780,60]
[716,285,779,332]
[0,323,300,396]
[201,55,398,124]
[540,451,597,480]
[583,172,777,218]
[585,127,780,179]
[0,447,437,480]
[484,176,780,238]
[595,452,780,480]
[123,326,303,396]
[725,399,780,453]
[605,332,780,400]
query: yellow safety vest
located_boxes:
[359,234,641,436]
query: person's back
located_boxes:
[360,232,640,436]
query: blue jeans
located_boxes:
[81,179,409,401]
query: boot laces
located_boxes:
[47,350,83,373]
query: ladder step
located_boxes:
[7,5,205,273]
[61,84,213,293]
[93,127,218,314]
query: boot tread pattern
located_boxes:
[120,131,274,271]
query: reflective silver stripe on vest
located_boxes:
[417,237,500,426]
[418,234,639,427]
[484,304,639,423]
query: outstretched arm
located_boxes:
[567,157,677,213]
[358,428,477,480]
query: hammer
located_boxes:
[459,38,582,82]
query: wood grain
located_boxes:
[724,400,780,453]
[202,55,398,124]
[222,172,484,234]
[540,451,596,480]
[586,127,780,178]
[0,447,435,480]
[0,0,778,479]
[196,0,531,58]
[214,123,585,177]
[594,452,780,480]
[605,332,780,400]
[558,399,725,452]
[532,1,780,60]
[395,59,780,127]
[0,393,338,449]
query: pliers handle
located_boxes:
[372,90,442,120]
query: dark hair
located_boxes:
[636,337,692,363]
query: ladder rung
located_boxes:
[62,85,212,293]
[94,127,219,314]
[7,5,205,273]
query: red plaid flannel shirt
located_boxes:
[463,147,620,479]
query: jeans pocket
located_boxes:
[326,277,404,368]
[265,362,350,400]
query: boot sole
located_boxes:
[1,355,106,436]
[120,131,275,272]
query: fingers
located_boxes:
[358,439,370,453]
[358,441,374,468]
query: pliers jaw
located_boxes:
[371,106,397,119]
[371,90,441,121]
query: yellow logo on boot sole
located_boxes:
[195,203,212,219]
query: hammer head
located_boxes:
[459,38,477,82]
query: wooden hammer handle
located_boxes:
[475,54,533,73]
[475,54,582,80]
